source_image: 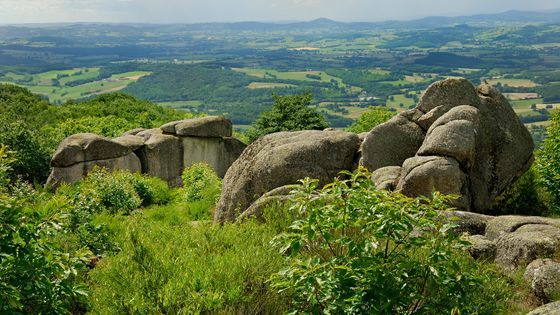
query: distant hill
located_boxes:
[3,9,560,34]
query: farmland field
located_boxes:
[247,82,297,89]
[487,78,539,88]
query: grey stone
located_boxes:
[417,105,480,167]
[139,133,183,187]
[360,115,425,172]
[525,260,560,302]
[113,135,145,151]
[371,166,401,191]
[527,301,560,315]
[485,216,560,240]
[122,128,146,136]
[494,228,560,270]
[182,136,246,178]
[396,156,470,209]
[466,235,496,261]
[215,130,360,223]
[46,153,141,189]
[175,116,232,138]
[442,210,494,235]
[51,133,131,167]
[417,78,481,114]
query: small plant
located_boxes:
[182,163,222,203]
[271,168,513,314]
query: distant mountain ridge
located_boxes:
[0,8,560,31]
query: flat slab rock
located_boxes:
[161,116,232,138]
[51,133,131,167]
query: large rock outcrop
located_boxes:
[214,130,360,223]
[361,78,534,213]
[46,116,246,189]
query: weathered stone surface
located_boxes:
[160,120,184,134]
[469,83,534,213]
[416,105,448,130]
[524,259,560,302]
[136,128,163,141]
[442,210,494,235]
[175,116,232,138]
[526,259,557,282]
[215,130,360,223]
[236,185,299,222]
[417,78,481,114]
[360,115,425,171]
[494,228,560,270]
[182,137,246,178]
[51,133,131,167]
[122,128,146,136]
[466,235,496,261]
[396,156,470,209]
[485,216,560,240]
[46,153,141,189]
[371,166,401,191]
[359,78,534,214]
[417,106,480,167]
[139,133,183,187]
[527,301,560,315]
[113,135,145,151]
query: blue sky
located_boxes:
[1,0,559,24]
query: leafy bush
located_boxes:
[182,163,222,203]
[60,168,173,215]
[0,120,51,182]
[346,107,395,133]
[246,93,329,142]
[89,219,289,314]
[535,111,560,214]
[0,145,92,314]
[271,168,513,314]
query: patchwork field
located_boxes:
[232,68,345,85]
[487,78,539,88]
[247,82,297,89]
[0,69,151,103]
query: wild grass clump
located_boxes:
[88,219,290,314]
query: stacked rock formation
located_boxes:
[215,78,534,223]
[47,116,246,189]
[365,78,534,212]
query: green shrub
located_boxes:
[270,168,514,314]
[346,107,395,134]
[536,111,560,215]
[182,163,222,203]
[61,169,173,215]
[0,145,92,314]
[490,167,550,216]
[89,219,289,314]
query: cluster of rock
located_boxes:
[46,116,246,189]
[450,212,560,312]
[214,78,534,222]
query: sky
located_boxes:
[0,0,559,24]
